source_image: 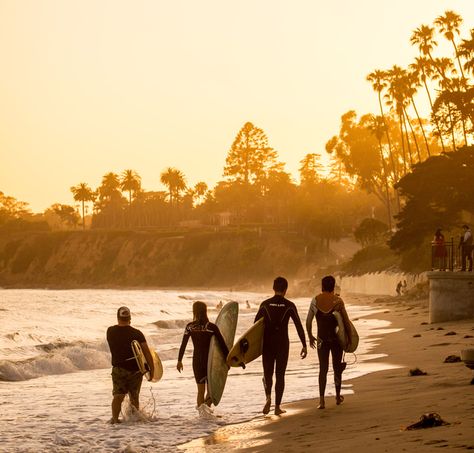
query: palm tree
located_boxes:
[160,167,187,207]
[193,182,208,205]
[120,170,141,208]
[432,57,461,148]
[99,172,121,200]
[385,66,413,173]
[410,25,461,150]
[70,182,95,230]
[458,28,474,76]
[405,70,431,157]
[367,70,398,181]
[410,57,446,152]
[434,11,466,81]
[368,115,392,229]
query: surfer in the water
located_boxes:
[306,275,352,409]
[255,277,307,415]
[177,301,229,409]
[106,306,155,424]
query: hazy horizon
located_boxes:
[1,0,473,213]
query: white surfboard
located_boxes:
[207,301,239,406]
[131,340,163,382]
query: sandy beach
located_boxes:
[181,294,474,452]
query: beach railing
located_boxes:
[431,237,462,272]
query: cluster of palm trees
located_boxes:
[368,12,472,164]
[361,10,473,224]
[70,167,207,229]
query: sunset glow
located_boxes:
[0,0,473,212]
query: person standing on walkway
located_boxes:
[255,277,307,415]
[459,224,473,272]
[306,275,352,409]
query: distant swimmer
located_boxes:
[306,276,352,409]
[177,301,229,410]
[106,306,155,424]
[216,301,223,310]
[246,300,251,309]
[255,277,307,416]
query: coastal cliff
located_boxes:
[0,229,325,288]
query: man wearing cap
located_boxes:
[106,306,154,424]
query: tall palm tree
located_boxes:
[70,182,95,230]
[405,70,431,157]
[368,115,392,229]
[458,28,474,76]
[120,170,141,227]
[160,167,187,207]
[432,57,461,148]
[385,65,413,173]
[410,25,461,150]
[410,57,446,152]
[367,69,398,181]
[193,182,208,205]
[434,11,466,81]
[120,170,141,208]
[99,172,121,200]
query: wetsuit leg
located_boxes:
[262,345,276,397]
[274,341,290,406]
[317,340,331,398]
[330,341,344,396]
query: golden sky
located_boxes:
[1,0,473,212]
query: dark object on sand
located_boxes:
[437,327,445,330]
[405,412,449,430]
[464,335,473,339]
[444,355,461,363]
[413,334,421,338]
[445,331,457,336]
[420,322,428,325]
[409,368,427,376]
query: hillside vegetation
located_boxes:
[0,229,337,289]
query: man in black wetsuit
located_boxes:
[106,306,154,424]
[255,277,307,415]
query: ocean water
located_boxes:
[0,289,399,452]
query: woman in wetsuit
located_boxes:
[306,275,352,409]
[177,301,229,409]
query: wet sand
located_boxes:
[181,295,474,452]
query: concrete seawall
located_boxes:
[428,271,474,323]
[339,272,426,297]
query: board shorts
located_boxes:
[111,366,143,400]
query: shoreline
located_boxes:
[180,294,474,452]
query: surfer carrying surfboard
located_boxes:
[177,301,229,410]
[106,306,155,424]
[306,275,352,409]
[255,277,307,416]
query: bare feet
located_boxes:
[336,395,344,405]
[274,406,286,415]
[109,418,122,424]
[317,398,325,409]
[263,398,271,415]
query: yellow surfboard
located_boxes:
[131,340,163,382]
[226,317,264,368]
[333,311,359,353]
